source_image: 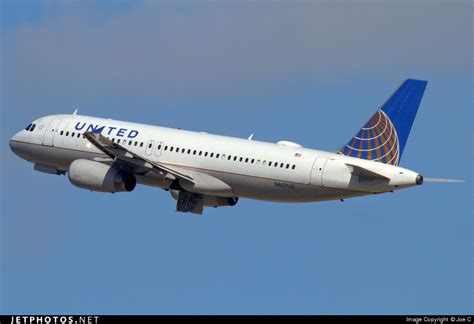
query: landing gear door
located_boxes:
[42,118,62,147]
[310,157,328,186]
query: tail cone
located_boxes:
[416,174,424,185]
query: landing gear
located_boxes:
[176,190,204,215]
[170,184,239,215]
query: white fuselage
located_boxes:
[10,114,421,203]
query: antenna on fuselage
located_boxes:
[248,133,254,140]
[73,108,78,115]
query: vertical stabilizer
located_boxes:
[339,79,427,165]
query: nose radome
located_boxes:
[9,131,22,154]
[9,138,19,154]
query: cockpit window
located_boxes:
[25,123,37,131]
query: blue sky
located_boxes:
[1,0,472,314]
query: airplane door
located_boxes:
[146,140,155,155]
[155,141,164,157]
[42,118,62,147]
[310,157,328,186]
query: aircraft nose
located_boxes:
[9,132,21,155]
[9,139,18,153]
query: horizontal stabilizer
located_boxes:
[345,163,390,181]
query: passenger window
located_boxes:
[292,165,296,170]
[129,140,132,145]
[71,132,75,137]
[112,138,115,142]
[140,142,144,147]
[216,153,220,158]
[228,155,232,160]
[134,142,138,146]
[181,148,185,153]
[176,147,179,152]
[251,159,255,164]
[66,131,69,136]
[170,147,174,152]
[256,160,261,165]
[158,144,162,150]
[268,161,272,166]
[280,163,284,168]
[117,139,121,144]
[60,131,64,135]
[77,133,81,138]
[187,149,191,154]
[274,163,278,168]
[239,157,243,162]
[165,146,168,151]
[193,150,196,155]
[263,160,267,166]
[148,143,153,148]
[199,151,202,156]
[205,152,208,157]
[210,153,214,158]
[245,158,249,163]
[286,164,290,169]
[233,156,237,161]
[222,154,226,159]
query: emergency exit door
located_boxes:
[146,140,155,155]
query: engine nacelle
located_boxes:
[68,159,136,192]
[170,190,238,207]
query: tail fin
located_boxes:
[339,79,428,165]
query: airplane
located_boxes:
[9,79,462,214]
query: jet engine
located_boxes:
[68,159,136,192]
[170,189,238,207]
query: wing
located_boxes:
[84,131,194,183]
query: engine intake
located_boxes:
[68,159,136,192]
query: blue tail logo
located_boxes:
[339,79,428,165]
